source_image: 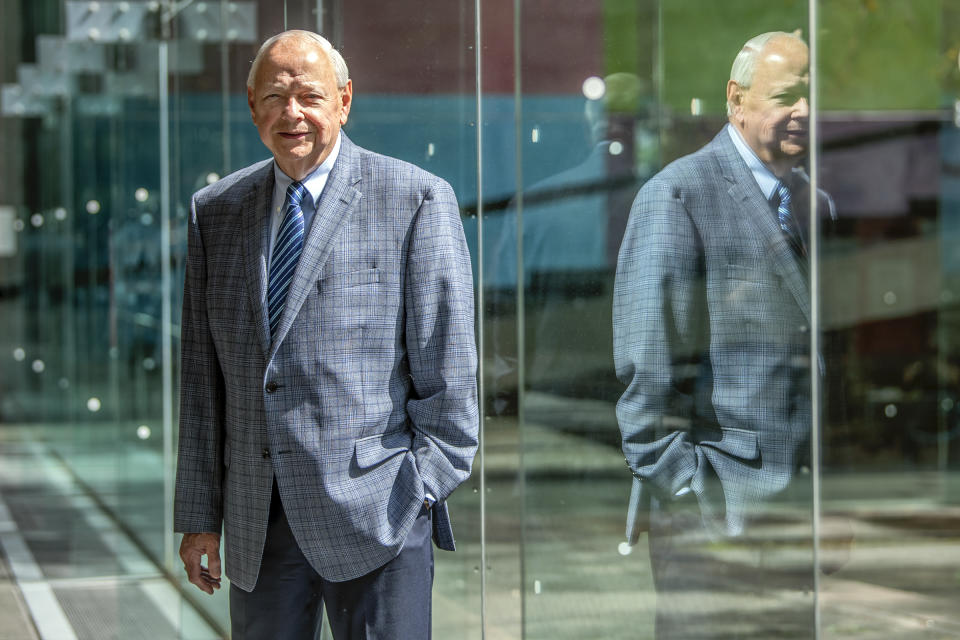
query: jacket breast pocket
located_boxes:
[719,263,785,342]
[320,267,380,290]
[316,268,382,332]
[723,264,779,307]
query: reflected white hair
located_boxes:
[726,30,804,115]
[246,30,350,90]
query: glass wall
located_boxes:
[1,0,959,638]
[816,2,960,635]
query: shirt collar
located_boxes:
[272,132,343,207]
[726,123,780,201]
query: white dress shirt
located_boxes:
[726,123,781,200]
[266,132,343,271]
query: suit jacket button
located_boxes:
[262,447,271,458]
[265,381,278,393]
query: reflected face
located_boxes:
[248,36,352,180]
[729,37,809,174]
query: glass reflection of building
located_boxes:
[1,1,959,638]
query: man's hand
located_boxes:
[179,532,222,594]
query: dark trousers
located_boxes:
[230,482,434,640]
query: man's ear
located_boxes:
[726,80,744,120]
[247,86,257,123]
[339,79,353,126]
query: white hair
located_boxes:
[247,30,350,90]
[726,31,804,115]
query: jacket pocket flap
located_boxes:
[354,431,413,468]
[321,268,380,289]
[725,263,779,287]
[699,427,759,460]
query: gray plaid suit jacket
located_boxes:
[614,127,830,543]
[174,134,479,590]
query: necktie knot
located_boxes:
[775,181,791,210]
[287,181,306,208]
[773,180,805,258]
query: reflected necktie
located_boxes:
[774,180,806,258]
[267,181,306,338]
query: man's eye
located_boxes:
[776,93,806,105]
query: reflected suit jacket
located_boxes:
[173,134,479,591]
[614,127,832,543]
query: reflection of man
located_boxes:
[614,32,830,637]
[174,30,478,639]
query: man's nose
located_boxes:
[794,96,810,118]
[283,98,304,119]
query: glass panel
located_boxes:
[331,1,483,636]
[1,0,202,637]
[169,0,261,630]
[478,0,523,634]
[499,1,661,635]
[816,0,960,635]
[494,2,820,638]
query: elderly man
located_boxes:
[174,30,478,639]
[614,32,832,638]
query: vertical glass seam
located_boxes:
[808,1,823,637]
[220,1,232,173]
[60,93,77,445]
[512,0,527,636]
[159,41,176,574]
[474,0,487,637]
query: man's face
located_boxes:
[728,37,809,174]
[248,37,352,180]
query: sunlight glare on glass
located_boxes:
[582,76,605,101]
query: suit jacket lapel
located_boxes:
[713,131,812,324]
[242,162,275,358]
[269,134,363,358]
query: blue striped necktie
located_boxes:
[268,181,307,338]
[774,180,806,257]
